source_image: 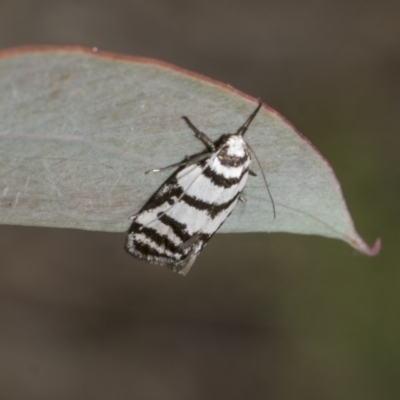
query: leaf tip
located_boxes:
[350,236,381,256]
[365,238,381,256]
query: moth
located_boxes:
[125,102,274,275]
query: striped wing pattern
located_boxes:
[125,135,251,275]
[125,103,262,275]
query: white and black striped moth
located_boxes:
[125,102,274,275]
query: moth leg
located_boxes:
[182,116,216,151]
[249,169,257,176]
[239,194,247,203]
[174,234,203,276]
[176,256,196,276]
[145,152,212,174]
[178,233,202,251]
[145,160,191,174]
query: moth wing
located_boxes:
[126,146,250,274]
[125,162,210,272]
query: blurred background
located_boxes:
[0,0,398,399]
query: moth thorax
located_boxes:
[224,135,247,157]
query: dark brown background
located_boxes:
[0,1,399,399]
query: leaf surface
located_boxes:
[0,46,379,255]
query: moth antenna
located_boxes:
[246,142,276,219]
[236,101,262,136]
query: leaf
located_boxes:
[0,46,379,256]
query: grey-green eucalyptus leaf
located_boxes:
[0,46,380,255]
